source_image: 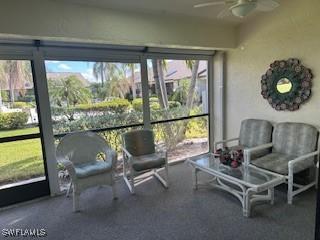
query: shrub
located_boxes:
[186,117,208,138]
[52,111,143,135]
[149,97,158,103]
[168,101,181,109]
[1,91,9,102]
[132,98,180,112]
[0,112,29,130]
[74,98,130,113]
[12,102,33,109]
[132,98,160,111]
[132,98,143,111]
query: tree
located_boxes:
[0,62,5,107]
[48,75,91,108]
[0,60,32,104]
[176,60,200,141]
[93,62,106,87]
[152,59,169,109]
[152,59,201,146]
[106,64,131,98]
[124,63,137,99]
[92,62,132,100]
[185,60,200,111]
[151,59,179,148]
[93,62,118,88]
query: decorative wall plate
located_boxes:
[261,58,313,111]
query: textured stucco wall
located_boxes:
[225,0,320,138]
[0,0,236,49]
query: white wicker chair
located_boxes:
[56,131,117,212]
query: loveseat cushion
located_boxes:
[251,153,295,175]
[239,119,273,158]
[272,122,318,156]
[239,119,273,148]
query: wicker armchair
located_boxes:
[56,131,117,212]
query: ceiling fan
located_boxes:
[194,0,279,18]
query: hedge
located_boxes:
[0,112,29,130]
[12,102,33,109]
[74,99,130,113]
[132,98,181,112]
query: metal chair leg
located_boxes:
[288,172,293,204]
[165,164,169,187]
[315,165,319,189]
[66,180,72,198]
[72,187,80,212]
[154,169,169,188]
[112,184,118,200]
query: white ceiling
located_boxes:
[56,0,256,25]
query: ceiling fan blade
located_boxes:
[193,1,226,8]
[217,7,232,19]
[256,0,280,12]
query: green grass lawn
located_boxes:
[0,127,45,186]
[0,127,39,138]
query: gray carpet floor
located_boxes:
[0,162,317,240]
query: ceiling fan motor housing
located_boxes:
[230,0,257,18]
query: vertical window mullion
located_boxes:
[140,55,151,129]
[32,49,60,196]
[208,56,215,152]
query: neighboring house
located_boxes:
[128,60,208,99]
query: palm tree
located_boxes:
[0,62,6,107]
[123,63,139,99]
[106,64,131,98]
[93,62,118,86]
[0,60,32,104]
[48,75,91,108]
[152,59,169,109]
[93,62,106,87]
[93,62,132,100]
[176,60,200,141]
[185,60,200,111]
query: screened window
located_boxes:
[146,58,209,161]
[44,60,143,136]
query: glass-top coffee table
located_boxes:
[187,153,285,217]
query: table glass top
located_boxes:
[188,153,281,186]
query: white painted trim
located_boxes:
[212,51,225,142]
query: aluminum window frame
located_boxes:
[0,40,215,197]
[143,55,212,148]
[0,55,51,205]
